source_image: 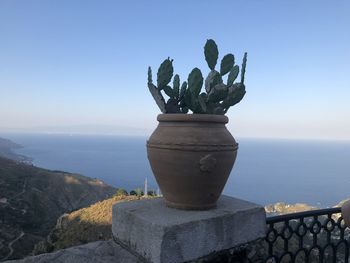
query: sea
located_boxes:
[1,133,350,207]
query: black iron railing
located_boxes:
[255,207,350,263]
[203,207,350,263]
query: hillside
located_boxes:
[265,202,316,215]
[32,195,142,255]
[0,138,31,163]
[0,156,116,261]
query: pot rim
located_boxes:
[157,114,228,123]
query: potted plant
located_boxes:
[147,39,247,210]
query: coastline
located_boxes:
[0,137,33,164]
[1,134,350,208]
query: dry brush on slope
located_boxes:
[32,195,144,255]
[0,157,116,261]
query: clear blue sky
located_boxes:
[1,0,349,140]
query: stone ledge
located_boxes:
[4,240,141,263]
[112,195,266,263]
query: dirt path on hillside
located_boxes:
[1,231,24,261]
[10,179,27,200]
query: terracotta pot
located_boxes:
[147,114,238,210]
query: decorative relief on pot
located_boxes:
[199,154,217,172]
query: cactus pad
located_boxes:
[204,39,219,70]
[173,74,180,99]
[163,85,175,98]
[148,83,166,113]
[165,98,181,113]
[179,81,187,101]
[188,68,203,97]
[241,52,247,84]
[205,70,223,93]
[157,58,174,89]
[198,94,207,112]
[208,83,228,103]
[148,66,152,84]
[213,106,225,115]
[220,54,235,76]
[181,106,189,114]
[227,65,239,86]
[222,83,246,109]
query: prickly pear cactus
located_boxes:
[205,70,222,93]
[148,82,166,113]
[165,98,181,113]
[147,39,247,115]
[204,39,219,70]
[198,93,207,112]
[163,85,174,98]
[148,59,187,113]
[173,74,180,99]
[227,65,239,86]
[208,83,228,103]
[185,78,203,114]
[148,66,152,84]
[220,54,235,76]
[241,52,248,84]
[213,106,225,115]
[188,68,203,98]
[179,81,187,101]
[157,58,174,89]
[222,83,246,110]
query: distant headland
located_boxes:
[0,137,33,164]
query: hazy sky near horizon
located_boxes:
[1,0,349,140]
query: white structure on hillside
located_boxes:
[144,177,148,197]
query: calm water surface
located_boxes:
[2,133,350,207]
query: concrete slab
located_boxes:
[5,240,141,263]
[112,195,266,263]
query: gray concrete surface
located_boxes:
[4,240,141,263]
[112,195,266,263]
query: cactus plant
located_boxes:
[227,65,239,86]
[220,54,235,76]
[173,74,180,99]
[147,39,247,114]
[157,58,173,89]
[188,68,203,97]
[204,39,219,70]
[148,60,187,113]
[205,70,222,93]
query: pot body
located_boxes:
[147,114,238,210]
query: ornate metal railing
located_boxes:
[255,207,350,263]
[204,207,350,263]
